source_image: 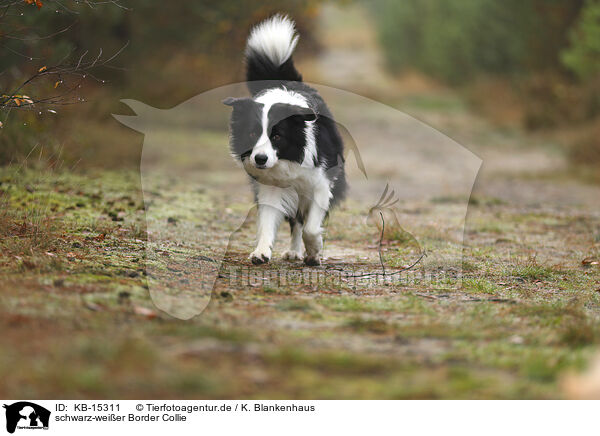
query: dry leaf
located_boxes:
[133,306,157,319]
[22,259,36,269]
[84,301,104,312]
[582,257,599,266]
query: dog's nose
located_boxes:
[254,154,268,166]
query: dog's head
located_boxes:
[223,88,316,170]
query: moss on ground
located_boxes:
[1,119,599,400]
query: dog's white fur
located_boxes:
[244,159,332,265]
[246,15,299,67]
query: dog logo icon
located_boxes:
[3,402,50,434]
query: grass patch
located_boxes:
[512,264,556,281]
[267,348,393,376]
[559,320,598,348]
[462,278,499,294]
[345,318,392,334]
[276,299,313,312]
[317,295,431,315]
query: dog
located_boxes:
[223,14,346,266]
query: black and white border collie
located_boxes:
[224,15,346,266]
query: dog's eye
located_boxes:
[272,134,281,141]
[249,132,257,139]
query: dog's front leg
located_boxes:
[250,203,284,264]
[282,219,304,261]
[302,186,330,266]
[251,185,293,265]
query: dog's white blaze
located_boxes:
[250,126,277,168]
[246,14,299,66]
[250,87,311,169]
[302,121,317,168]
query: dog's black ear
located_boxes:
[302,111,317,122]
[270,103,317,124]
[222,97,238,106]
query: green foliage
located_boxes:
[368,0,584,84]
[0,1,326,165]
[1,0,323,98]
[562,0,600,79]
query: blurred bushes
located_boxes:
[368,0,600,169]
[368,0,584,84]
[518,74,600,130]
[2,0,323,102]
[570,123,600,168]
[1,0,325,167]
[562,0,600,80]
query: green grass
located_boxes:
[511,264,557,281]
[462,278,499,294]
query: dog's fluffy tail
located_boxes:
[245,14,303,95]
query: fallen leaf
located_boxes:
[509,335,524,345]
[84,301,104,312]
[582,257,599,266]
[416,293,437,300]
[133,306,157,319]
[22,259,36,269]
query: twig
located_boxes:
[378,211,386,276]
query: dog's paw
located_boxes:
[304,254,321,267]
[249,248,271,265]
[282,250,303,261]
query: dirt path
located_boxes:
[0,4,599,399]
